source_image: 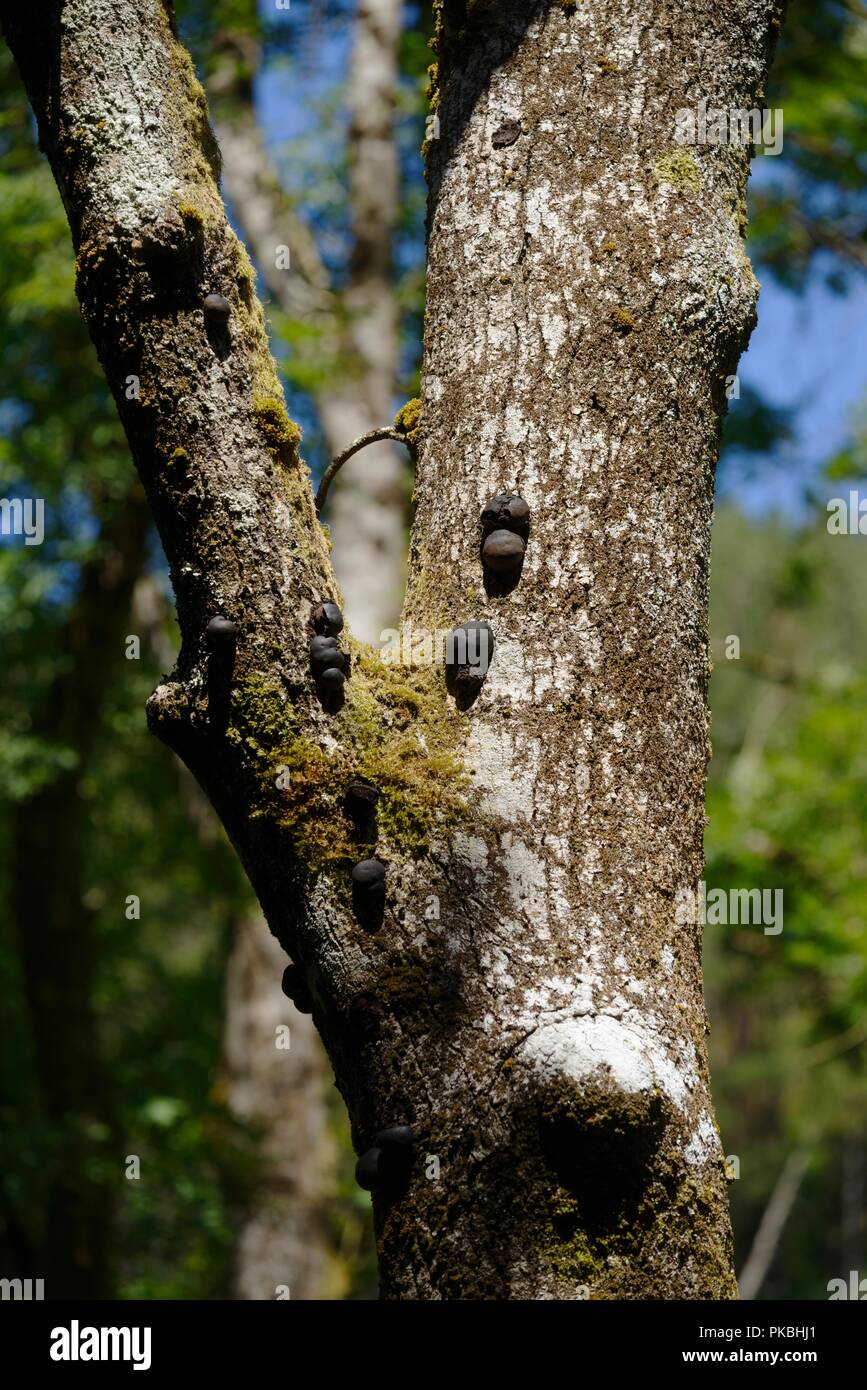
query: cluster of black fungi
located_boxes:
[199,379,531,1189]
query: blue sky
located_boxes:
[730,265,867,515]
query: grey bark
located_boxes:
[2,0,785,1299]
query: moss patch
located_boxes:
[611,306,636,333]
[251,394,302,463]
[341,643,468,856]
[230,647,468,874]
[394,397,422,453]
[653,148,702,194]
[177,201,205,230]
[229,233,257,303]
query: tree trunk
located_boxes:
[2,0,784,1299]
[222,913,341,1300]
[135,571,343,1299]
[738,1147,811,1300]
[321,0,407,643]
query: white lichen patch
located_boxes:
[520,1012,693,1109]
[683,1110,721,1166]
[501,833,548,923]
[450,832,490,878]
[465,724,536,819]
[541,309,568,358]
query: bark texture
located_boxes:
[3,0,784,1299]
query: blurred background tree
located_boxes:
[0,0,865,1299]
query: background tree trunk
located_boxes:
[323,0,407,643]
[2,0,784,1299]
[210,0,408,643]
[222,913,341,1300]
[135,572,345,1299]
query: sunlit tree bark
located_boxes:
[2,0,785,1298]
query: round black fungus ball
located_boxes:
[482,528,525,572]
[355,1147,381,1191]
[203,292,231,321]
[345,778,380,820]
[446,620,495,675]
[311,601,344,637]
[375,1124,414,1151]
[502,495,530,528]
[280,964,313,1014]
[310,634,340,659]
[481,493,530,535]
[352,858,386,891]
[206,616,237,646]
[310,635,344,675]
[318,666,346,693]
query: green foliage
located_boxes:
[751,1,867,288]
[706,506,867,1296]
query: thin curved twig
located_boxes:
[315,427,408,515]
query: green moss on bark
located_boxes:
[229,647,468,874]
[251,394,302,462]
[394,397,422,455]
[653,148,702,194]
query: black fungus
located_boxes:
[203,292,231,323]
[281,963,313,1014]
[310,635,345,676]
[482,528,525,572]
[311,601,344,637]
[445,620,495,703]
[318,666,346,693]
[205,615,237,646]
[345,777,380,822]
[351,857,386,930]
[355,1147,382,1191]
[375,1124,414,1151]
[481,493,530,538]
